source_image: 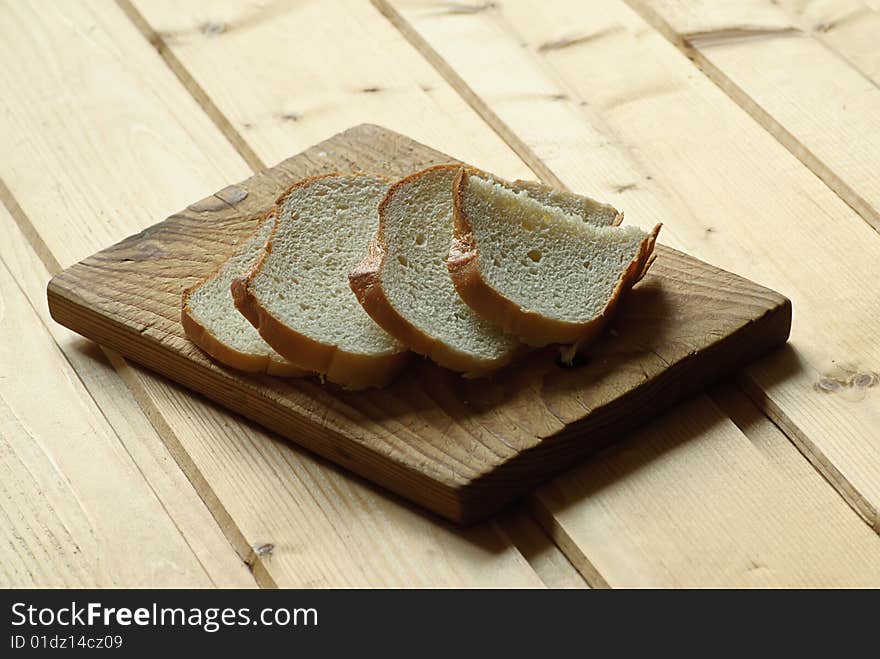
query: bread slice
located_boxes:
[232,173,408,389]
[181,212,305,376]
[349,164,626,375]
[348,165,516,375]
[449,170,660,348]
[508,179,622,228]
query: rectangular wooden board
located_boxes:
[47,124,791,523]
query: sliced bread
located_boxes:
[181,212,305,376]
[349,165,518,375]
[509,179,622,228]
[449,170,660,348]
[349,164,627,375]
[232,173,408,389]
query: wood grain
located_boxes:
[776,0,880,86]
[0,209,219,587]
[0,210,256,588]
[495,511,588,588]
[628,0,880,233]
[120,0,839,584]
[3,0,874,586]
[384,0,880,530]
[121,363,544,587]
[533,393,880,587]
[0,0,251,268]
[48,124,790,523]
[123,0,533,182]
[0,0,545,586]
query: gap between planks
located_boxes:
[729,373,877,532]
[0,205,255,586]
[119,0,879,582]
[0,186,261,588]
[0,80,269,583]
[116,0,266,172]
[101,349,280,587]
[776,0,880,91]
[621,0,880,234]
[0,0,575,588]
[369,0,565,189]
[368,0,875,531]
[118,0,777,583]
[49,0,880,588]
[738,372,878,531]
[0,0,280,587]
[2,271,232,587]
[0,177,61,274]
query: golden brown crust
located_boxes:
[180,300,304,376]
[233,172,409,390]
[349,164,521,377]
[180,212,306,376]
[448,169,661,348]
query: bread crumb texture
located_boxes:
[464,175,650,323]
[188,216,287,359]
[381,166,518,360]
[250,175,404,356]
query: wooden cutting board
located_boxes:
[47,124,791,523]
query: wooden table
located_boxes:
[2,0,879,588]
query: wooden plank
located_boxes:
[711,383,877,509]
[48,124,791,522]
[776,0,880,85]
[0,206,219,587]
[0,0,544,586]
[384,0,880,531]
[0,0,251,267]
[496,510,589,588]
[123,0,533,181]
[126,365,544,587]
[626,0,880,233]
[126,0,880,585]
[0,214,256,588]
[533,394,880,587]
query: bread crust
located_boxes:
[510,179,624,227]
[181,211,306,377]
[233,172,409,390]
[448,169,661,348]
[349,164,521,377]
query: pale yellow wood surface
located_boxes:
[0,0,544,587]
[124,0,880,587]
[386,0,880,532]
[2,0,876,586]
[0,203,221,587]
[776,0,880,84]
[711,383,879,519]
[535,395,880,587]
[125,0,533,180]
[0,215,256,588]
[628,0,880,232]
[0,0,250,267]
[496,512,589,589]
